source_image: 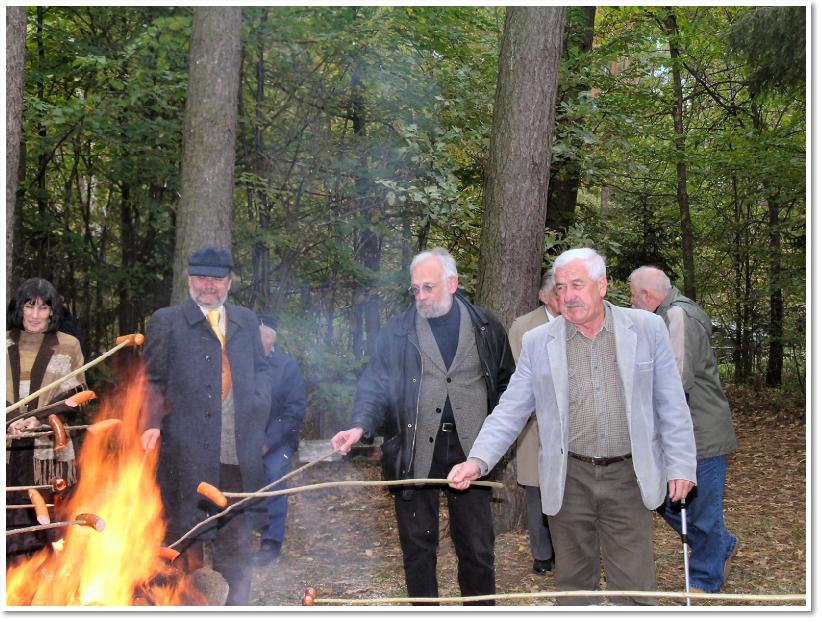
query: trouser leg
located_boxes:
[446,486,496,605]
[548,458,602,605]
[261,450,291,544]
[597,458,657,605]
[393,486,440,604]
[212,463,254,606]
[657,455,734,593]
[524,485,554,562]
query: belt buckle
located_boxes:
[440,422,456,432]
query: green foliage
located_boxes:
[15,5,804,425]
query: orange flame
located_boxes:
[6,369,205,606]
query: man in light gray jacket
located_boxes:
[449,248,697,605]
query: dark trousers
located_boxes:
[261,449,292,544]
[393,427,496,605]
[179,463,254,606]
[525,484,554,562]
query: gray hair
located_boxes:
[629,266,671,293]
[259,324,277,340]
[553,247,606,280]
[410,247,458,280]
[540,270,555,293]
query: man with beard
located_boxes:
[332,247,514,605]
[448,247,696,605]
[141,245,271,606]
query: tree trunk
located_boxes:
[765,195,783,386]
[6,6,27,298]
[172,7,243,304]
[664,8,697,300]
[545,6,596,235]
[476,6,565,533]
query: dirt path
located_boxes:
[249,387,806,607]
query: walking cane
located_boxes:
[681,499,691,606]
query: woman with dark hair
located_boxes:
[6,278,87,560]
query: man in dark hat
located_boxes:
[252,314,307,566]
[141,245,272,605]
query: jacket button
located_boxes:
[412,378,417,383]
[407,423,412,428]
[429,437,434,443]
[446,377,452,383]
[436,408,442,413]
[205,355,211,361]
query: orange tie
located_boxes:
[207,310,232,400]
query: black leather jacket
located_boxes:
[349,293,515,480]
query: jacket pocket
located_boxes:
[380,434,403,481]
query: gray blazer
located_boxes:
[469,302,697,515]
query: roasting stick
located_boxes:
[5,333,144,415]
[6,390,96,426]
[199,477,504,508]
[6,419,121,441]
[5,513,105,537]
[302,589,806,606]
[166,446,342,550]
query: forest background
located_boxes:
[5,5,807,529]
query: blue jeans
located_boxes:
[657,454,737,593]
[261,448,293,544]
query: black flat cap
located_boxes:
[188,245,234,278]
[258,314,278,330]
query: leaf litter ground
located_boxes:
[250,386,806,607]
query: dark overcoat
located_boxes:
[142,297,272,541]
[263,349,307,457]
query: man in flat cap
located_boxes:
[141,245,272,605]
[252,314,307,566]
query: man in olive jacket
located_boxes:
[141,246,272,606]
[630,266,738,593]
[332,248,514,605]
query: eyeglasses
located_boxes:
[408,282,439,297]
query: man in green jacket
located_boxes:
[630,266,738,594]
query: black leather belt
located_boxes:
[440,422,456,432]
[568,451,632,466]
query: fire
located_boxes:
[6,369,205,606]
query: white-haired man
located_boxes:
[629,265,737,593]
[332,247,515,605]
[448,247,697,605]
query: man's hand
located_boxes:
[330,427,364,455]
[668,478,695,503]
[141,428,161,451]
[7,416,39,434]
[447,459,482,490]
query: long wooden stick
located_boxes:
[5,334,142,415]
[6,503,55,510]
[166,446,341,550]
[220,477,503,501]
[308,589,807,605]
[6,422,111,440]
[5,514,104,537]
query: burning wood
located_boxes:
[5,369,205,606]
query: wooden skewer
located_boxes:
[6,503,55,510]
[5,513,104,537]
[5,333,143,415]
[6,420,118,441]
[6,390,96,425]
[306,589,807,605]
[216,478,503,503]
[6,479,66,493]
[166,446,341,550]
